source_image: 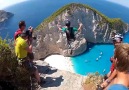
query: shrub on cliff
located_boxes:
[0,37,30,90]
[82,72,103,90]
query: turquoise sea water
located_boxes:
[0,0,129,75]
[71,32,129,75]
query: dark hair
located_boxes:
[20,30,27,37]
[65,20,70,27]
[26,30,32,37]
[19,21,26,28]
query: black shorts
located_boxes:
[27,52,34,60]
[22,60,36,73]
[17,58,36,73]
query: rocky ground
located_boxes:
[35,60,84,90]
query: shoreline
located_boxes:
[44,55,74,73]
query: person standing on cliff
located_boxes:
[57,20,83,41]
[15,31,42,85]
[14,21,34,62]
[14,21,33,44]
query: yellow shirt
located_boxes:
[15,37,28,58]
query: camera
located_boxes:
[26,30,36,40]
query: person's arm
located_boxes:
[101,69,117,88]
[26,45,32,53]
[78,23,83,32]
[57,24,62,31]
[21,40,32,53]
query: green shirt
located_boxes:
[62,27,78,32]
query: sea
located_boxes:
[0,0,129,75]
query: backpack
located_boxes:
[68,27,75,40]
[14,29,22,40]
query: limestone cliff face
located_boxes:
[33,3,129,59]
[33,30,87,59]
[0,10,13,22]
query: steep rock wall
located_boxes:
[33,3,129,59]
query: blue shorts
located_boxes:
[108,84,128,90]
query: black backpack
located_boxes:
[67,27,75,40]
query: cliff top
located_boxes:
[36,3,126,32]
[35,60,84,90]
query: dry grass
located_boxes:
[83,72,103,90]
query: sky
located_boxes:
[0,0,129,9]
[0,0,27,9]
[106,0,129,8]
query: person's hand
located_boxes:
[79,23,83,27]
[28,26,33,32]
[110,57,116,63]
[29,45,32,52]
[57,24,62,31]
[101,81,108,88]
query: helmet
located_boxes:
[65,20,70,26]
[112,33,123,42]
[114,34,123,39]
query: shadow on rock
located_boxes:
[36,65,57,74]
[41,76,64,88]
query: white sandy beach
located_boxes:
[44,55,74,73]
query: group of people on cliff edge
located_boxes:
[14,21,43,85]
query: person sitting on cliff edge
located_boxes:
[100,34,123,89]
[105,43,129,90]
[57,20,83,41]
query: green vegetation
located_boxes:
[0,37,30,90]
[35,3,126,33]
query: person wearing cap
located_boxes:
[101,34,124,89]
[15,31,41,84]
[57,20,83,41]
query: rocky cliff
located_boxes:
[0,10,13,30]
[0,10,13,22]
[33,3,129,59]
[35,60,84,90]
